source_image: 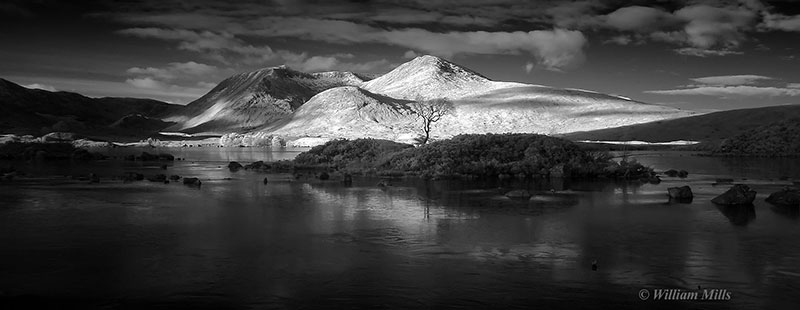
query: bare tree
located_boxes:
[409,97,454,145]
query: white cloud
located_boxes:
[125,77,166,89]
[23,83,57,92]
[605,35,632,45]
[127,61,220,81]
[245,17,587,70]
[197,81,217,88]
[524,62,534,74]
[646,86,800,97]
[403,50,418,59]
[604,6,680,32]
[674,5,757,50]
[675,47,743,57]
[762,13,800,31]
[690,75,773,86]
[118,27,305,66]
[288,56,390,73]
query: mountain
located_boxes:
[361,55,499,100]
[562,105,800,145]
[268,86,416,140]
[228,55,692,145]
[165,66,369,133]
[0,78,182,139]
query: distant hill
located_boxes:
[712,117,800,156]
[0,78,182,139]
[220,55,692,145]
[562,105,800,146]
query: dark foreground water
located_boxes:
[1,149,799,309]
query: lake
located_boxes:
[1,149,799,309]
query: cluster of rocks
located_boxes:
[663,169,689,178]
[118,171,199,187]
[123,152,175,161]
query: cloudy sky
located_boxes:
[1,0,798,110]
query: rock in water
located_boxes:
[122,172,144,182]
[319,172,330,180]
[228,161,243,171]
[263,177,269,185]
[664,169,678,177]
[711,184,756,206]
[677,170,689,178]
[505,189,532,199]
[89,173,100,183]
[148,174,167,182]
[343,173,353,185]
[158,153,175,161]
[668,186,693,203]
[245,161,270,171]
[169,175,181,181]
[183,177,202,187]
[765,188,800,207]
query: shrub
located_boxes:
[291,134,652,179]
[293,138,413,170]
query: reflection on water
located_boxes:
[0,150,799,308]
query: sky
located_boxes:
[0,0,798,111]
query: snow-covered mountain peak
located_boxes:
[362,55,492,100]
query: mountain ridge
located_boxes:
[0,78,183,139]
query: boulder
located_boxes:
[318,172,330,180]
[677,170,689,178]
[505,189,532,199]
[122,172,144,182]
[169,175,181,181]
[158,153,174,161]
[228,161,243,172]
[183,177,202,187]
[664,169,678,177]
[244,161,270,171]
[147,174,167,182]
[137,152,159,161]
[343,173,353,185]
[263,177,269,185]
[711,184,757,206]
[765,187,800,207]
[647,176,661,184]
[667,186,693,202]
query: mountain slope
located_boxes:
[268,86,415,140]
[166,67,368,133]
[249,55,692,145]
[562,105,800,144]
[0,78,182,138]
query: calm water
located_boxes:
[1,149,799,309]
